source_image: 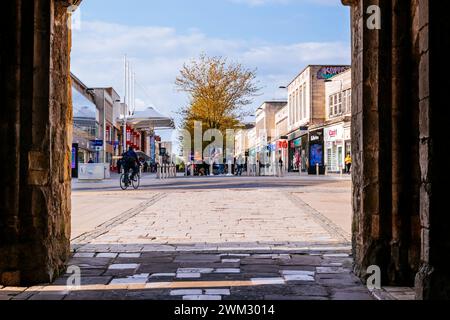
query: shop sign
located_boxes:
[277,140,289,149]
[325,125,344,142]
[317,66,349,80]
[309,129,324,144]
[91,140,103,147]
[267,144,276,152]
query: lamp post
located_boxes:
[121,108,129,154]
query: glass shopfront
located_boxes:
[308,129,325,175]
[324,125,345,173]
[287,131,309,172]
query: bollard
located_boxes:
[227,160,233,176]
[157,164,161,179]
[316,163,319,176]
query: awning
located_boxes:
[136,151,151,162]
[124,107,175,130]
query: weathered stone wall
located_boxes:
[414,0,450,300]
[344,0,450,299]
[0,0,73,286]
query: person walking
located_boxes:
[279,157,284,177]
[345,153,352,174]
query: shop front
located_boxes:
[289,137,302,172]
[324,124,345,173]
[308,129,325,175]
[288,128,308,172]
[344,125,351,158]
[276,140,289,172]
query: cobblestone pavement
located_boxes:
[1,177,375,300]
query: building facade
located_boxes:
[90,88,121,169]
[71,74,99,177]
[255,101,287,174]
[323,69,352,173]
[286,65,350,173]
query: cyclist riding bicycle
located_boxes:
[122,146,140,183]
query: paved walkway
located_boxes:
[1,176,374,300]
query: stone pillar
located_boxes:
[0,0,74,286]
[344,0,450,299]
[389,0,421,285]
[345,0,394,284]
[414,0,450,300]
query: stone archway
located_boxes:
[1,0,449,299]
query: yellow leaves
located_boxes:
[175,54,260,134]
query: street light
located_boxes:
[120,111,129,154]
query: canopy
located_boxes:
[136,151,151,162]
[125,107,175,130]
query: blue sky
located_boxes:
[71,0,350,141]
[77,0,349,44]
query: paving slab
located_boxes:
[24,176,374,300]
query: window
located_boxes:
[294,90,298,123]
[289,95,293,125]
[300,87,303,120]
[329,92,344,118]
[302,84,307,119]
[300,85,306,120]
[329,96,333,117]
[346,90,352,113]
[342,93,347,114]
[338,93,343,114]
[333,95,338,115]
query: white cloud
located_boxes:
[71,20,350,128]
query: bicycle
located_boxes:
[120,168,140,190]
